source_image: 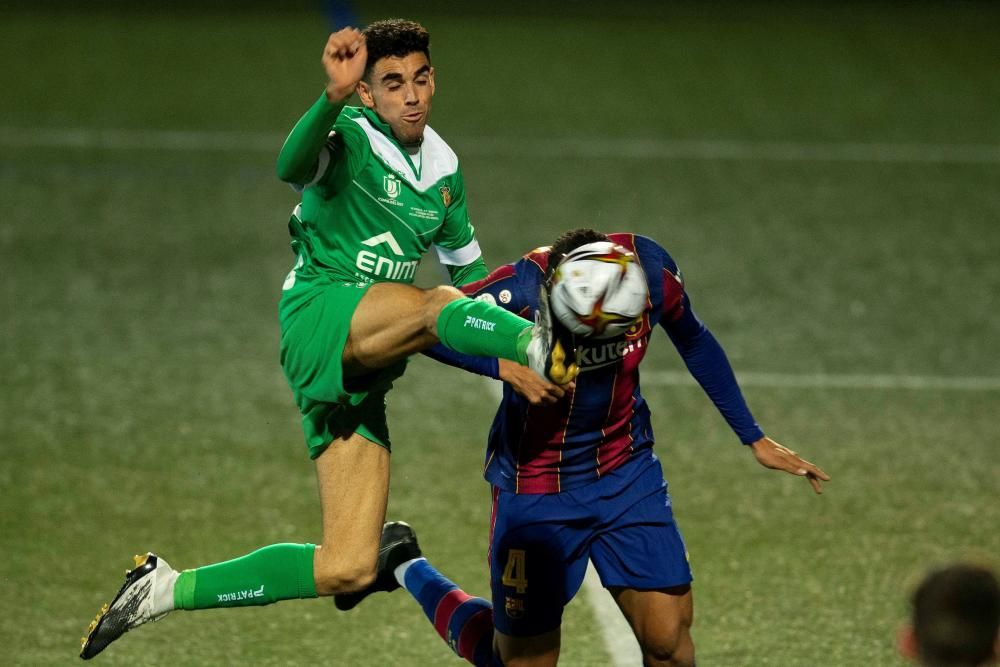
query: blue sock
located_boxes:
[403,558,496,666]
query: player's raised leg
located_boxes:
[611,585,695,667]
[342,281,577,384]
[311,431,391,594]
[166,438,390,608]
[80,542,319,660]
[80,433,387,660]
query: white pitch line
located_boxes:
[582,563,643,666]
[460,136,1000,164]
[3,126,1000,164]
[0,127,279,152]
[642,371,1000,392]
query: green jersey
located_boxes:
[275,95,489,454]
[282,102,481,290]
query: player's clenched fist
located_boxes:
[323,28,367,103]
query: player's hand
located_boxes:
[750,436,830,494]
[322,28,367,102]
[498,359,570,405]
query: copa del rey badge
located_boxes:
[439,185,452,207]
[383,173,400,199]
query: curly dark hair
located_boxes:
[547,228,609,278]
[362,19,430,81]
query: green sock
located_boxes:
[173,543,317,610]
[436,298,532,364]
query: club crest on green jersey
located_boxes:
[383,173,401,199]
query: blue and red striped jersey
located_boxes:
[431,233,764,494]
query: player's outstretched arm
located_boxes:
[750,436,830,494]
[276,29,366,186]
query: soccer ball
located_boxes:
[548,241,649,339]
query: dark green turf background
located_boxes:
[2,2,998,665]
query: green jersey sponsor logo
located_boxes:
[356,231,418,282]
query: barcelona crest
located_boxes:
[505,596,525,619]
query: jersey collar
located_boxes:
[361,108,424,179]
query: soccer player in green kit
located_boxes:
[80,19,576,660]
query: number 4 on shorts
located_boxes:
[501,549,528,594]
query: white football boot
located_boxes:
[80,552,178,660]
[525,284,580,385]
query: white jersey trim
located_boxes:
[300,146,331,189]
[289,132,336,193]
[435,239,482,266]
[351,116,459,191]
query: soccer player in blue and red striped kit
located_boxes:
[336,228,830,666]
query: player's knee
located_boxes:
[640,629,694,667]
[422,285,464,331]
[312,553,377,596]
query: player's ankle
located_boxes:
[393,556,426,589]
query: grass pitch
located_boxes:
[2,3,998,665]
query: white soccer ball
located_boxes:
[549,241,648,339]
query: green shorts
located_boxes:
[279,279,407,458]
